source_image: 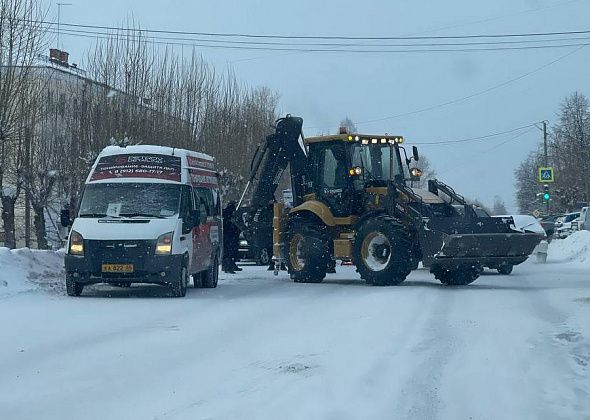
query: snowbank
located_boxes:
[0,248,65,298]
[547,230,590,266]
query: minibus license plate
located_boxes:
[102,264,134,273]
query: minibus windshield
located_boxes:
[78,183,181,218]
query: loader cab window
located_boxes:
[352,144,403,188]
[311,142,351,217]
[320,147,348,189]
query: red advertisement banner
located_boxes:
[90,154,182,182]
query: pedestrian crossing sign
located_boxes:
[538,166,554,183]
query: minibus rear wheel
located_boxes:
[201,254,219,288]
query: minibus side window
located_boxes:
[192,187,209,224]
[199,199,208,223]
[180,185,195,231]
[195,187,215,217]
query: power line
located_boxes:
[48,28,590,54]
[345,43,587,128]
[436,127,537,177]
[483,127,538,152]
[30,18,590,41]
[411,123,538,146]
[46,26,590,48]
[226,0,585,64]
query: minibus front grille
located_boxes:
[86,240,155,273]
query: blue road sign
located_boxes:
[538,166,554,183]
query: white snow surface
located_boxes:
[0,247,588,419]
[548,230,590,266]
[0,247,65,297]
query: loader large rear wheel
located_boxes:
[432,264,480,286]
[286,219,330,283]
[353,217,412,286]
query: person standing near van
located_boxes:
[222,201,241,273]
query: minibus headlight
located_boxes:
[155,232,173,255]
[69,231,84,255]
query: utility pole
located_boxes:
[56,3,72,49]
[24,126,31,248]
[543,121,549,214]
[543,121,548,166]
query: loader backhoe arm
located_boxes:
[239,115,306,210]
[235,115,307,256]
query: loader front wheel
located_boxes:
[353,217,412,286]
[432,264,480,286]
[286,219,330,283]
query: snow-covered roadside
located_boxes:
[1,230,588,299]
[0,237,588,419]
[547,230,590,267]
[0,248,65,298]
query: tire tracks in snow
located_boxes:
[517,271,590,418]
[389,286,458,420]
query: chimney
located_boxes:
[49,48,60,61]
[59,50,69,65]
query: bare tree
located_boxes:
[0,0,48,248]
[551,92,590,208]
[414,155,437,189]
[22,72,61,249]
[515,92,590,214]
[339,117,357,133]
[492,195,508,215]
[514,149,545,214]
[0,17,279,247]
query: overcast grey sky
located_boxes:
[50,0,590,212]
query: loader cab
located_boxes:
[306,134,405,217]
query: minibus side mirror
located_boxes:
[60,208,72,227]
[182,217,193,235]
[182,209,197,234]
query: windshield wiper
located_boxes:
[78,213,120,218]
[119,212,167,219]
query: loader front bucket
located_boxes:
[433,232,542,266]
[417,214,543,268]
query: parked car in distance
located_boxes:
[237,232,272,266]
[490,214,546,274]
[555,212,581,239]
[539,214,560,238]
[572,207,588,231]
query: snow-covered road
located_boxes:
[1,261,589,420]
